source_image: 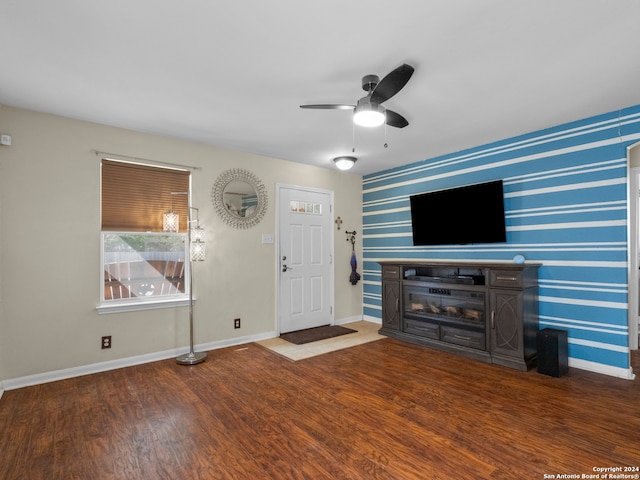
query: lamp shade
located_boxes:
[190,225,206,261]
[190,239,206,261]
[191,225,205,243]
[163,210,179,232]
[333,156,357,171]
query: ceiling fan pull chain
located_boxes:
[352,121,357,153]
[384,121,388,148]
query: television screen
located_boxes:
[410,180,507,246]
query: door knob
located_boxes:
[282,264,292,272]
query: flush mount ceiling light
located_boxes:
[333,156,357,170]
[353,98,386,127]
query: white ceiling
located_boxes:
[2,1,640,175]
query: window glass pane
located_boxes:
[103,232,188,302]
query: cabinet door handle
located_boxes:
[497,275,517,282]
[454,334,472,341]
[491,310,495,329]
[396,298,399,312]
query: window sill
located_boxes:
[96,297,195,315]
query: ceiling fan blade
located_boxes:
[385,109,409,128]
[370,64,414,104]
[299,104,354,110]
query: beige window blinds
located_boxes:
[101,159,190,232]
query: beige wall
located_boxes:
[0,105,363,381]
[630,141,640,168]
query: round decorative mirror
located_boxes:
[211,168,268,228]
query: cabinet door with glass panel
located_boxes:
[404,286,485,329]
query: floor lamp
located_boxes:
[167,193,207,365]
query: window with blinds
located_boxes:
[101,159,190,232]
[99,159,191,311]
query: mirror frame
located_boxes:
[211,168,268,229]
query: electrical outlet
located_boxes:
[234,318,241,329]
[101,336,112,349]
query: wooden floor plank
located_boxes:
[0,339,638,479]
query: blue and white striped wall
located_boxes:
[242,194,258,211]
[362,105,640,379]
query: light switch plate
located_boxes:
[261,233,274,244]
[0,135,11,146]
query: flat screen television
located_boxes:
[410,180,507,246]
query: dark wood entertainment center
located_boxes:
[379,261,540,371]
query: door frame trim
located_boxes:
[627,142,640,351]
[275,183,335,335]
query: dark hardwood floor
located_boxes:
[1,339,639,479]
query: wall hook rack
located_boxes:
[345,230,357,250]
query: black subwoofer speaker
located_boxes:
[536,328,568,377]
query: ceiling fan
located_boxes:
[300,63,415,128]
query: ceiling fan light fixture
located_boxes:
[333,156,357,170]
[353,102,385,127]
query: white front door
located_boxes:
[277,185,333,334]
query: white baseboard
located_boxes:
[361,316,635,380]
[362,314,382,325]
[569,358,635,380]
[1,318,380,392]
[335,315,380,326]
[3,318,631,391]
[2,330,277,392]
